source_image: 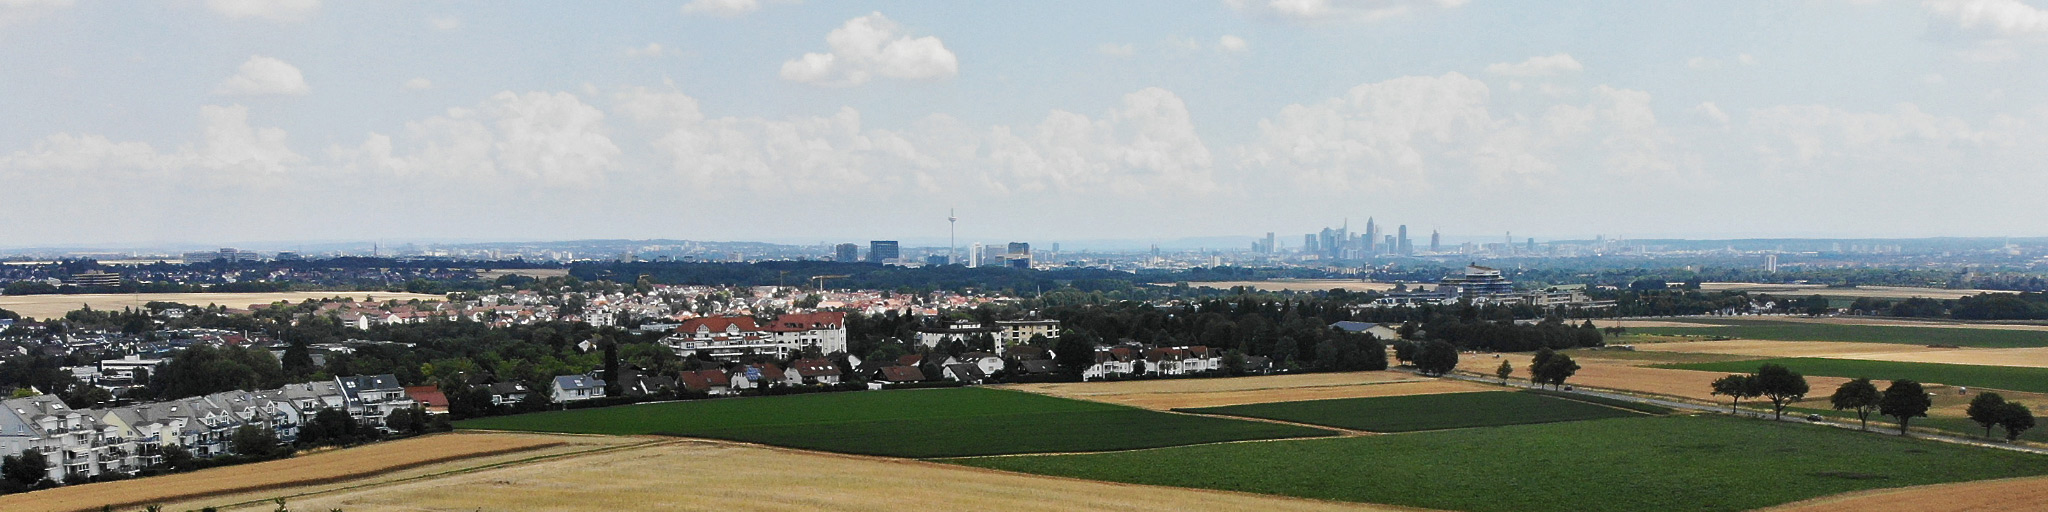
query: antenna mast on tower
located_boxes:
[948,208,958,266]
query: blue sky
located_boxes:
[4,0,2046,248]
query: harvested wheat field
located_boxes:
[1835,347,2048,368]
[1760,315,2048,332]
[1764,474,2048,512]
[0,432,606,512]
[1460,353,1852,403]
[285,439,1419,512]
[1697,283,2009,301]
[1606,319,1725,328]
[996,371,1449,410]
[0,291,446,320]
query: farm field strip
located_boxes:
[1631,320,2048,348]
[1762,474,2048,512]
[455,388,1335,458]
[1657,357,2048,394]
[955,415,2048,512]
[1003,378,1494,411]
[1178,390,1645,433]
[0,432,591,512]
[1462,352,1854,403]
[283,439,1419,512]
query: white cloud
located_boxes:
[627,43,675,58]
[1737,53,1758,65]
[1218,35,1249,52]
[206,0,318,22]
[1225,0,1468,23]
[1236,73,1683,196]
[337,92,620,187]
[429,16,462,30]
[682,0,759,17]
[404,78,433,90]
[1926,0,2048,36]
[1167,36,1203,51]
[0,0,72,27]
[780,12,958,87]
[983,88,1218,196]
[1098,43,1136,57]
[1485,53,1583,77]
[215,55,310,96]
[0,104,304,182]
[1690,102,1731,125]
[1687,56,1720,69]
[1956,39,2023,61]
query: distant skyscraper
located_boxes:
[1397,225,1411,255]
[968,242,984,267]
[834,243,859,262]
[1527,238,1535,251]
[1430,230,1441,253]
[1365,218,1378,253]
[867,241,899,263]
[1303,234,1319,255]
[1007,242,1032,269]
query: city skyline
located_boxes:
[7,1,2048,246]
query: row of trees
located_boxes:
[1710,364,2038,441]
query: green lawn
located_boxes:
[1655,357,2048,394]
[956,415,2048,512]
[1785,405,2048,443]
[1631,319,2048,348]
[455,388,1333,457]
[1177,391,1643,432]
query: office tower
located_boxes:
[1007,242,1032,269]
[1384,235,1395,252]
[1766,254,1778,273]
[1430,230,1441,253]
[834,243,859,262]
[1365,218,1378,253]
[1303,234,1319,255]
[1527,238,1535,251]
[968,242,984,267]
[1397,225,1410,255]
[867,241,899,263]
[1264,232,1276,254]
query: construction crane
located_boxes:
[809,274,850,291]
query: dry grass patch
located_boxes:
[1763,474,2048,512]
[0,432,589,512]
[1607,320,1726,328]
[996,371,1446,410]
[287,439,1419,512]
[1632,340,1945,359]
[1762,315,2048,332]
[0,292,445,320]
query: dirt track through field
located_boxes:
[996,372,1488,410]
[283,438,1428,512]
[1763,474,2048,512]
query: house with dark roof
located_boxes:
[941,363,987,384]
[784,358,843,385]
[550,375,606,403]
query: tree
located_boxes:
[1053,332,1097,378]
[1534,354,1580,389]
[1390,340,1416,364]
[1755,364,1809,420]
[1880,379,1932,435]
[230,424,282,459]
[1530,347,1555,378]
[1,450,47,489]
[1967,392,2008,438]
[1413,340,1459,377]
[1710,374,1760,413]
[1999,402,2036,442]
[1828,378,1882,430]
[1495,360,1513,384]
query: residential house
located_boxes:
[785,358,842,385]
[486,382,531,406]
[550,375,606,403]
[338,374,415,432]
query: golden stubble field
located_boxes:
[1763,474,2048,512]
[0,291,446,320]
[1462,352,1854,403]
[288,439,1422,512]
[995,371,1488,410]
[0,432,616,512]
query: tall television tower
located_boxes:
[948,208,958,266]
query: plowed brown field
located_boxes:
[1764,474,2048,512]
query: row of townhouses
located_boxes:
[661,312,848,361]
[0,374,413,483]
[1082,345,1227,380]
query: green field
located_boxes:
[1631,319,2048,348]
[1178,391,1643,432]
[1520,388,1677,415]
[1656,357,2048,394]
[1787,405,2048,443]
[957,415,2048,512]
[455,388,1332,457]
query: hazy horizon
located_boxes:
[7,1,2048,246]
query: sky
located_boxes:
[4,0,2048,249]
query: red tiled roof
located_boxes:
[403,385,449,408]
[790,358,841,377]
[878,365,926,382]
[763,311,846,332]
[677,316,761,334]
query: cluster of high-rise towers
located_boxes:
[1250,218,1433,259]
